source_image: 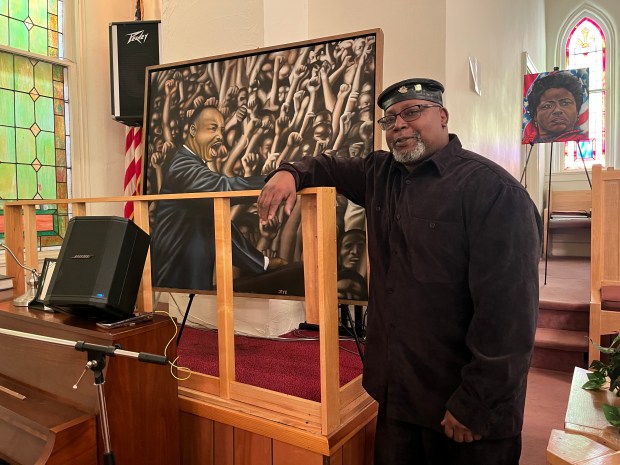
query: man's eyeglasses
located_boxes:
[377,104,441,130]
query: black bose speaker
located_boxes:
[44,216,151,320]
[110,20,160,126]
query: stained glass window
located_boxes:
[0,0,70,247]
[564,17,606,170]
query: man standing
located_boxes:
[151,105,281,291]
[257,78,541,464]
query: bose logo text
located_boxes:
[71,254,94,259]
[127,30,148,44]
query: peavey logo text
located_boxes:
[127,30,148,44]
[71,254,94,259]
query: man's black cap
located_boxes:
[377,78,445,110]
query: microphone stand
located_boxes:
[0,326,168,465]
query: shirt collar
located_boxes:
[392,134,461,177]
[426,134,462,177]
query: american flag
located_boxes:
[123,0,145,219]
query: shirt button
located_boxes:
[376,206,381,211]
[396,214,401,220]
[405,180,411,185]
[429,222,436,228]
[386,288,394,294]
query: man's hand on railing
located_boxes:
[257,171,297,225]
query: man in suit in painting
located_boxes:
[150,105,284,291]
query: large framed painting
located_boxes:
[522,68,589,145]
[143,29,383,303]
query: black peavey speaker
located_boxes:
[109,20,160,126]
[44,216,151,320]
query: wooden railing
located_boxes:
[4,189,374,448]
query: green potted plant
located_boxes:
[583,334,620,426]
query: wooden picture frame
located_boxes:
[142,29,383,302]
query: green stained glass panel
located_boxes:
[29,25,47,55]
[0,15,8,46]
[0,88,14,125]
[36,130,54,164]
[15,127,34,163]
[0,161,16,198]
[0,51,14,89]
[13,55,32,92]
[0,125,15,162]
[37,164,55,197]
[16,163,36,198]
[30,0,48,27]
[14,91,33,127]
[35,95,53,130]
[8,0,27,21]
[4,0,62,57]
[8,17,27,50]
[34,60,52,96]
[0,5,69,246]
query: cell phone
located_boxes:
[96,313,154,329]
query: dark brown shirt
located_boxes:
[278,134,542,438]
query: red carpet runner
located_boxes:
[178,327,364,401]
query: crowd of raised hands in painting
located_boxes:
[146,35,377,187]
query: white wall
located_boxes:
[160,0,264,63]
[444,0,546,177]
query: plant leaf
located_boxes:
[583,379,605,390]
[602,404,620,427]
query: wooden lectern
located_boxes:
[0,302,180,465]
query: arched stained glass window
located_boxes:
[0,0,70,248]
[564,17,606,170]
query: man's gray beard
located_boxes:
[392,139,427,164]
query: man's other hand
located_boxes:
[440,410,482,443]
[257,171,296,224]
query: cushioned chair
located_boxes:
[589,165,620,364]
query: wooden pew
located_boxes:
[589,166,620,364]
[543,189,592,256]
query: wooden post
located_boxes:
[214,197,235,399]
[133,199,153,312]
[302,188,340,435]
[4,205,25,293]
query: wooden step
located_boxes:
[535,327,589,352]
[538,307,589,332]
